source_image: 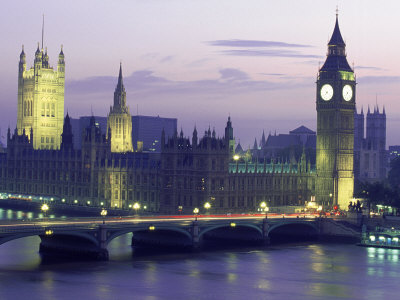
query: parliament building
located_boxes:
[0,15,358,213]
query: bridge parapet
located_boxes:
[0,217,359,261]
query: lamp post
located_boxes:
[193,207,199,221]
[133,202,140,216]
[204,202,211,215]
[41,203,49,219]
[329,193,333,211]
[101,208,107,224]
[260,201,268,219]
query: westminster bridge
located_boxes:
[0,215,361,260]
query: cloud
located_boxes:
[357,76,400,85]
[355,65,385,71]
[219,49,322,59]
[259,73,285,76]
[65,68,312,101]
[159,55,174,63]
[207,39,313,48]
[219,68,249,81]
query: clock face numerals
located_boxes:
[342,85,353,101]
[320,84,333,101]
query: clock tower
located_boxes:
[316,13,355,209]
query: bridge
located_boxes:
[0,215,361,260]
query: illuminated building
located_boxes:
[106,64,133,153]
[17,44,65,150]
[70,115,177,151]
[0,13,360,213]
[159,119,314,214]
[315,13,355,209]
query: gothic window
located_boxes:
[41,103,45,116]
[46,103,50,117]
[51,103,55,117]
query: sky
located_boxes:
[1,0,400,148]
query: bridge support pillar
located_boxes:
[97,225,109,261]
[192,220,200,250]
[262,219,270,245]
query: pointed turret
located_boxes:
[19,45,26,74]
[61,113,74,151]
[192,126,198,147]
[113,63,127,111]
[261,130,266,148]
[328,13,346,47]
[58,45,65,66]
[253,138,258,150]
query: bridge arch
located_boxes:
[106,226,193,245]
[268,221,318,235]
[199,223,263,239]
[267,221,319,243]
[0,232,42,246]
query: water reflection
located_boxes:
[2,209,400,299]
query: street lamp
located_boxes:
[41,203,49,219]
[260,201,268,219]
[193,207,199,221]
[101,208,107,224]
[204,202,211,215]
[233,154,240,161]
[133,202,140,215]
[329,193,333,210]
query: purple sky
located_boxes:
[1,1,400,148]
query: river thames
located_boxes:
[0,208,398,299]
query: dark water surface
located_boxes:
[0,208,398,299]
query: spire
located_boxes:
[253,138,258,150]
[328,10,345,47]
[113,63,127,110]
[367,105,370,114]
[41,14,45,50]
[383,105,386,115]
[117,62,124,90]
[320,12,352,72]
[260,129,265,147]
[361,106,364,115]
[35,42,40,55]
[20,45,25,59]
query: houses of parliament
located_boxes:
[0,15,384,213]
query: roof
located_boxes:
[289,125,315,135]
[320,16,352,72]
[328,16,346,46]
[265,134,300,148]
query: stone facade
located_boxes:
[17,45,65,150]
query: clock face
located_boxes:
[342,85,353,101]
[320,84,333,101]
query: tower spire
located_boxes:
[41,14,44,50]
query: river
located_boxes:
[0,208,398,299]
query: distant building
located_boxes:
[132,115,177,152]
[254,126,316,160]
[70,115,176,152]
[388,146,400,162]
[354,106,387,182]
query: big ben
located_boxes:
[316,13,355,209]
